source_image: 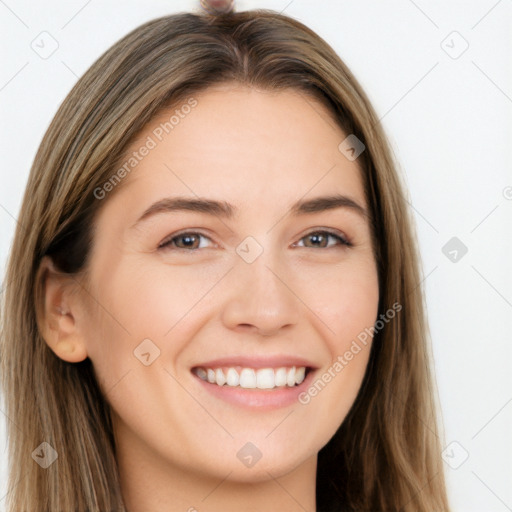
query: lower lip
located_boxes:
[192,369,316,411]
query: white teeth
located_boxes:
[239,368,256,389]
[194,366,308,389]
[215,368,226,386]
[286,367,296,387]
[256,368,274,389]
[274,367,287,387]
[226,367,239,386]
[294,366,306,385]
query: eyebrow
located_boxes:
[132,193,369,228]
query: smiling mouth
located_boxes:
[192,366,312,390]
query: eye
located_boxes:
[158,229,351,252]
[294,230,351,249]
[158,231,213,251]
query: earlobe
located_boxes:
[37,256,88,363]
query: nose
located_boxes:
[220,253,301,338]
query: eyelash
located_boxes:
[158,229,352,251]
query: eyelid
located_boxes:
[158,227,352,251]
[158,229,215,249]
[294,228,351,248]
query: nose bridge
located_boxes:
[220,237,301,334]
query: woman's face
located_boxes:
[78,83,379,482]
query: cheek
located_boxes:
[109,255,226,320]
[82,258,227,385]
[86,252,378,371]
[302,257,380,349]
[294,258,379,419]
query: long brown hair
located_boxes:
[0,9,450,511]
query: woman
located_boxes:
[0,3,450,511]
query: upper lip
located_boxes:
[192,355,319,370]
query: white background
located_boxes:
[1,1,511,510]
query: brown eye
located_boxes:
[159,232,212,250]
[297,230,350,249]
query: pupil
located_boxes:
[182,235,196,247]
[310,234,325,247]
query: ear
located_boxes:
[36,256,88,363]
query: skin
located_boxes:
[41,83,379,511]
[200,0,234,13]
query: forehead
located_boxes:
[100,84,366,224]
